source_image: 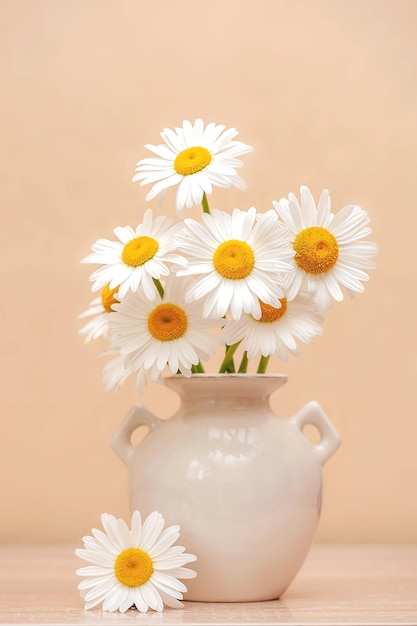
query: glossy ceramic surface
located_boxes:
[112,374,341,602]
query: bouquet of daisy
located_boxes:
[79,119,377,391]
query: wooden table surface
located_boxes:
[0,544,416,625]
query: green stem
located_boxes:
[238,351,249,373]
[257,355,270,374]
[191,361,205,374]
[219,342,241,373]
[202,192,211,214]
[153,278,164,298]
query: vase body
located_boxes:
[112,374,340,602]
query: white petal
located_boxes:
[130,510,142,546]
[132,587,149,612]
[148,525,180,557]
[140,582,164,612]
[140,511,165,552]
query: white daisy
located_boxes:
[175,207,294,320]
[132,119,253,212]
[76,511,197,612]
[81,209,186,300]
[78,284,120,343]
[222,293,324,361]
[273,186,378,310]
[108,276,223,382]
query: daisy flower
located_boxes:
[78,284,120,343]
[81,209,186,300]
[175,207,294,320]
[222,293,324,362]
[273,186,378,310]
[76,511,197,612]
[108,276,223,382]
[132,119,253,212]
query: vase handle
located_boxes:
[290,401,341,466]
[111,404,162,466]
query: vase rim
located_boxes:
[164,373,288,381]
[163,373,288,400]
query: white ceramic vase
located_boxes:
[111,374,341,602]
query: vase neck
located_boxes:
[163,374,287,408]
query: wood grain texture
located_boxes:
[0,545,416,624]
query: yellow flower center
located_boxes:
[121,236,159,268]
[114,548,153,587]
[174,146,212,176]
[293,226,338,274]
[148,303,188,341]
[257,298,287,322]
[101,284,120,313]
[213,240,255,280]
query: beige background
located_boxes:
[1,0,416,544]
